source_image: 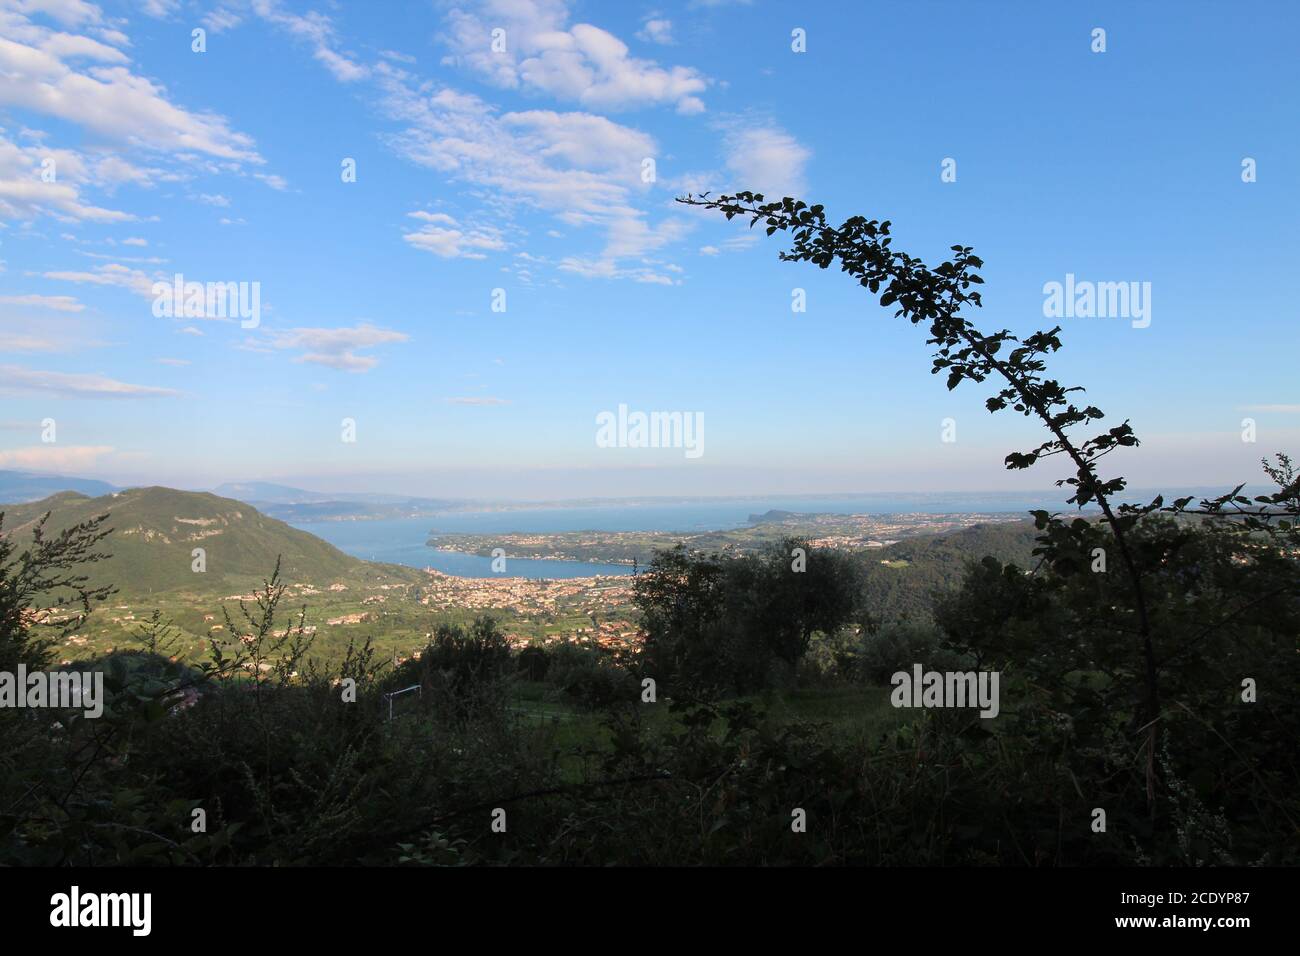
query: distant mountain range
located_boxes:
[210,482,464,521]
[0,470,118,503]
[0,472,460,521]
[210,481,340,504]
[211,481,453,507]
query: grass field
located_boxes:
[496,681,914,783]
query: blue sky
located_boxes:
[1,0,1296,499]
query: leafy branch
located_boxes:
[676,191,1164,797]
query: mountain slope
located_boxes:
[0,486,368,595]
[853,520,1044,620]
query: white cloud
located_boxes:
[698,233,757,256]
[501,109,655,170]
[89,154,174,188]
[600,215,690,260]
[264,322,409,372]
[202,8,243,33]
[403,211,507,259]
[41,261,156,297]
[556,256,678,285]
[78,250,165,264]
[722,123,811,198]
[0,2,269,230]
[1239,404,1300,414]
[0,132,135,222]
[673,122,810,206]
[443,0,707,112]
[0,4,262,162]
[446,396,510,406]
[215,4,697,283]
[637,18,674,45]
[140,1,180,18]
[407,211,458,226]
[254,171,288,190]
[377,70,690,278]
[4,1,108,30]
[250,0,368,83]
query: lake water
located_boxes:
[291,516,634,578]
[289,492,1064,579]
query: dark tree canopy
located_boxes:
[634,539,859,692]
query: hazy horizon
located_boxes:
[1,463,1267,511]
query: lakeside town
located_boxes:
[415,569,640,648]
[50,565,643,664]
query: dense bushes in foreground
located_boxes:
[1,503,1295,865]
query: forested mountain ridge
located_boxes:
[854,520,1043,620]
[0,486,372,596]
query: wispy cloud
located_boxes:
[251,0,369,83]
[721,121,811,198]
[0,293,84,312]
[637,18,675,46]
[698,233,758,256]
[0,444,116,470]
[0,332,85,352]
[377,73,689,280]
[140,0,179,17]
[0,364,178,398]
[0,133,136,222]
[226,1,697,284]
[41,262,156,297]
[202,7,243,33]
[402,211,507,259]
[263,323,409,372]
[445,396,511,406]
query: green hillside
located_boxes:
[854,520,1044,620]
[0,486,374,597]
